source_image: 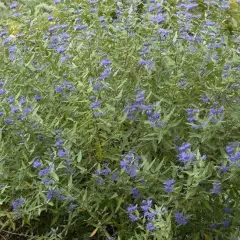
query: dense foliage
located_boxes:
[0,0,240,239]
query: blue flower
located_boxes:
[178,142,191,152]
[131,187,140,199]
[179,81,187,86]
[38,166,52,177]
[151,14,167,24]
[5,118,14,125]
[33,157,42,168]
[20,97,26,106]
[54,139,64,147]
[12,198,24,210]
[69,203,78,211]
[41,178,54,185]
[75,24,87,30]
[57,46,66,54]
[141,200,152,212]
[34,95,42,101]
[57,149,67,158]
[90,101,102,109]
[48,16,54,21]
[219,166,229,173]
[0,88,6,95]
[177,3,198,11]
[10,2,19,9]
[127,204,137,213]
[127,204,138,222]
[210,182,221,194]
[11,106,19,114]
[146,222,156,231]
[222,219,230,227]
[175,212,188,226]
[55,85,63,93]
[111,171,119,182]
[100,59,111,66]
[23,107,32,116]
[135,89,145,104]
[178,152,194,163]
[223,207,232,214]
[164,179,175,193]
[45,189,58,200]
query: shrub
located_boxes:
[0,0,240,239]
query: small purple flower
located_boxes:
[178,142,191,152]
[175,212,188,226]
[127,204,138,222]
[23,107,32,116]
[34,95,42,101]
[164,179,175,193]
[219,166,229,173]
[141,200,152,212]
[11,106,19,114]
[54,139,64,147]
[100,59,111,66]
[41,178,54,185]
[75,24,87,30]
[45,189,58,200]
[151,14,167,24]
[57,46,66,54]
[57,149,67,158]
[127,204,137,213]
[69,203,78,210]
[90,101,102,109]
[48,16,54,21]
[131,187,140,199]
[0,88,6,95]
[129,213,138,222]
[135,89,145,104]
[5,118,14,125]
[60,33,71,40]
[12,198,24,210]
[55,85,63,93]
[54,0,61,4]
[7,96,15,104]
[226,145,234,154]
[200,97,210,102]
[178,152,194,163]
[222,219,230,227]
[38,166,52,177]
[111,171,119,181]
[223,207,232,214]
[179,81,187,86]
[20,97,26,106]
[99,67,111,80]
[100,167,111,176]
[10,2,19,9]
[33,157,42,168]
[146,222,156,231]
[99,16,105,22]
[210,182,221,194]
[8,45,17,53]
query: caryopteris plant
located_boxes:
[0,0,240,239]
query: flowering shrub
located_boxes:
[0,0,240,239]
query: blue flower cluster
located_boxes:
[177,142,195,164]
[127,200,159,231]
